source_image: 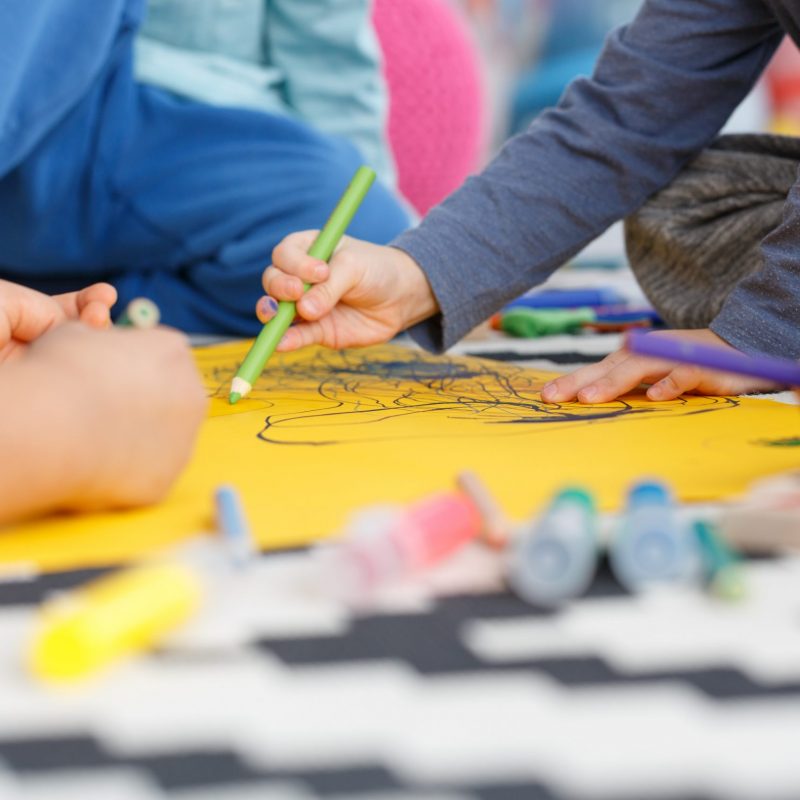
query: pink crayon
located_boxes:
[393,491,483,568]
[320,473,506,603]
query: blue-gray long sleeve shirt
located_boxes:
[394,0,800,358]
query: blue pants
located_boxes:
[0,23,409,335]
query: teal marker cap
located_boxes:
[692,520,745,601]
[552,486,596,512]
[507,485,598,608]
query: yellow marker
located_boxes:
[30,560,203,682]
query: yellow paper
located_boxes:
[1,341,798,571]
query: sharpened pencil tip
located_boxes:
[229,392,241,405]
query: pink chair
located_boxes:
[764,37,800,134]
[373,0,487,215]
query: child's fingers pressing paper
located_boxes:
[646,365,702,401]
[573,355,667,403]
[541,350,629,402]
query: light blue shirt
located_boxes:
[134,0,396,187]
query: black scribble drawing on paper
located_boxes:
[200,346,738,446]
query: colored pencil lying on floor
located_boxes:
[626,329,800,386]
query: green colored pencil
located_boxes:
[229,166,376,404]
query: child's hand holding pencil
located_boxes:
[259,234,437,353]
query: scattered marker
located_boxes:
[320,475,504,604]
[457,470,510,548]
[215,485,255,567]
[117,297,161,329]
[610,479,699,592]
[506,487,598,608]
[693,520,745,601]
[30,559,203,683]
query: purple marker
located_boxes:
[626,329,800,387]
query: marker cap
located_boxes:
[507,487,598,608]
[610,479,698,592]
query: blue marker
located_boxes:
[214,486,255,567]
[610,480,698,592]
[505,287,627,310]
[593,308,662,324]
[507,488,598,607]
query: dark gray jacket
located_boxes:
[394,0,800,357]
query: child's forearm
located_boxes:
[0,360,89,525]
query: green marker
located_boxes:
[229,165,376,404]
[499,307,595,338]
[117,297,161,329]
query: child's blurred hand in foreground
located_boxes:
[25,324,207,512]
[0,279,117,361]
[0,282,207,524]
[540,328,776,403]
[260,236,776,402]
[259,232,438,351]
